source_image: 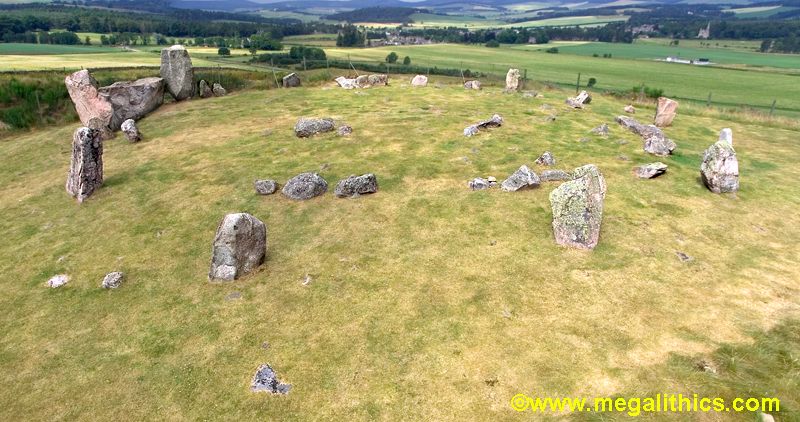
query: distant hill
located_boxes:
[326,6,428,23]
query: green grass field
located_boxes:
[324,44,800,114]
[0,43,115,55]
[1,77,798,420]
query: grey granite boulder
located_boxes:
[334,173,378,197]
[251,364,291,394]
[294,118,335,138]
[121,119,141,142]
[463,114,503,137]
[101,272,124,289]
[254,179,278,195]
[540,169,572,182]
[282,172,328,200]
[66,127,103,203]
[634,162,668,179]
[701,140,739,193]
[549,164,606,249]
[282,72,301,88]
[469,177,490,190]
[198,80,213,98]
[47,274,69,288]
[160,45,194,100]
[535,151,556,166]
[99,77,164,130]
[501,165,540,192]
[615,115,676,156]
[208,213,267,281]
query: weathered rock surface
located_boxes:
[501,165,540,192]
[334,76,356,89]
[535,151,556,166]
[624,104,636,114]
[337,125,352,136]
[294,117,335,137]
[65,70,114,130]
[160,45,194,100]
[101,271,124,289]
[591,123,609,136]
[87,117,114,141]
[282,72,301,88]
[367,74,388,86]
[615,115,676,156]
[549,164,606,249]
[633,162,668,179]
[464,80,481,90]
[463,114,503,137]
[335,75,386,89]
[654,97,679,127]
[505,68,521,92]
[469,177,490,190]
[212,83,226,96]
[251,364,291,394]
[282,172,328,200]
[66,127,103,203]
[208,213,267,281]
[47,274,69,288]
[334,173,378,197]
[198,80,213,98]
[121,119,141,142]
[411,75,428,87]
[566,90,592,108]
[99,77,165,130]
[254,179,278,195]
[540,169,572,182]
[718,128,733,145]
[701,140,739,193]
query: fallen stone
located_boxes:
[463,125,479,137]
[701,140,739,193]
[540,169,572,182]
[282,172,328,200]
[294,117,335,138]
[335,76,356,89]
[121,119,141,142]
[522,91,539,98]
[535,151,556,166]
[254,179,278,195]
[208,213,267,281]
[212,83,226,97]
[100,77,165,130]
[464,80,481,90]
[463,114,503,137]
[624,104,636,114]
[47,274,69,288]
[501,165,540,192]
[654,97,679,127]
[282,72,301,88]
[411,75,428,87]
[566,90,592,108]
[337,125,353,136]
[505,68,521,92]
[334,173,378,197]
[160,45,194,100]
[615,115,676,156]
[101,271,124,289]
[591,123,609,136]
[549,164,606,249]
[676,251,693,262]
[198,80,213,98]
[225,291,242,300]
[65,70,114,131]
[251,364,291,394]
[469,177,490,190]
[718,128,733,145]
[367,74,388,86]
[66,127,103,203]
[634,162,668,179]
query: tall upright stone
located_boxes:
[549,165,606,249]
[654,97,679,127]
[209,213,267,281]
[160,45,194,101]
[66,127,103,203]
[701,140,739,193]
[505,68,521,92]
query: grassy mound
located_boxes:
[0,80,798,420]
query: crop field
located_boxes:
[0,43,114,55]
[283,34,339,47]
[324,44,800,114]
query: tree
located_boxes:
[403,56,411,65]
[336,24,365,47]
[85,36,91,45]
[485,39,499,48]
[218,47,230,56]
[386,52,398,63]
[587,77,597,88]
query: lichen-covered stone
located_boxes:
[212,83,226,96]
[254,179,278,195]
[121,119,141,142]
[251,364,291,394]
[47,274,69,288]
[624,105,636,114]
[501,165,540,192]
[208,213,267,281]
[469,177,490,190]
[633,162,668,179]
[540,169,572,182]
[282,172,328,200]
[535,151,556,166]
[66,127,103,203]
[198,80,213,98]
[99,77,164,130]
[65,70,114,130]
[294,118,335,138]
[505,68,521,92]
[101,271,124,289]
[337,125,353,136]
[549,164,606,249]
[282,73,301,88]
[160,45,194,100]
[615,115,676,156]
[701,141,739,193]
[334,173,378,197]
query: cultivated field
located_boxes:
[0,77,798,420]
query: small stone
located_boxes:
[761,413,775,422]
[545,114,557,123]
[294,117,335,138]
[535,151,556,166]
[47,274,69,288]
[225,291,242,300]
[464,80,481,90]
[522,91,538,98]
[334,173,378,198]
[101,271,124,289]
[501,309,512,319]
[251,364,291,394]
[463,125,479,137]
[302,274,312,286]
[624,105,636,114]
[282,73,301,88]
[463,114,503,137]
[469,178,490,191]
[485,377,499,387]
[198,80,213,98]
[501,165,540,192]
[254,179,278,195]
[578,137,590,143]
[615,115,676,156]
[212,83,226,97]
[633,162,668,179]
[282,172,328,200]
[676,251,693,262]
[617,154,630,161]
[591,123,609,136]
[337,125,353,136]
[121,119,141,142]
[695,359,717,374]
[489,240,497,246]
[261,341,270,350]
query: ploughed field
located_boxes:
[0,80,798,420]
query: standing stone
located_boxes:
[411,75,428,87]
[65,70,114,130]
[654,97,679,127]
[66,127,103,203]
[121,119,141,142]
[160,45,194,101]
[464,80,481,90]
[99,77,164,130]
[535,151,556,166]
[701,141,739,193]
[505,68,521,92]
[718,128,733,145]
[334,173,378,198]
[282,172,328,200]
[198,80,213,98]
[208,213,267,281]
[282,73,301,88]
[633,162,668,179]
[212,83,226,97]
[101,272,124,289]
[254,179,278,195]
[294,118,335,138]
[549,164,606,249]
[501,165,540,192]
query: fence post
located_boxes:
[271,57,279,88]
[303,56,307,71]
[575,73,581,94]
[707,92,712,107]
[770,99,776,117]
[522,69,527,90]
